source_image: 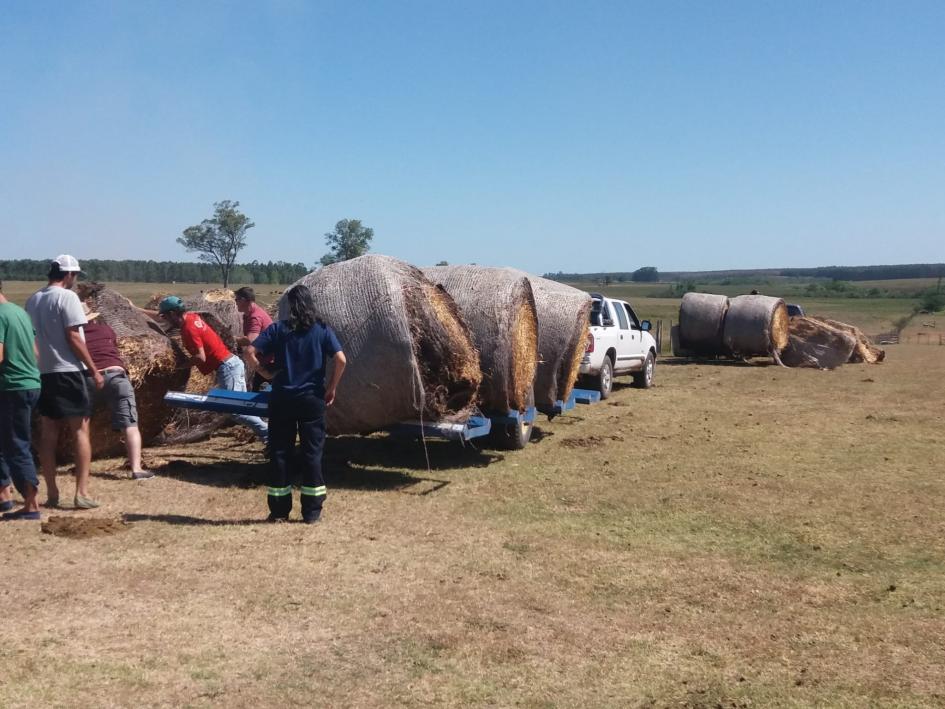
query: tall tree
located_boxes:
[320,219,373,266]
[178,200,255,288]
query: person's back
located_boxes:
[25,285,86,374]
[0,301,41,392]
[264,320,341,402]
[82,320,125,372]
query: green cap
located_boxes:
[158,295,185,314]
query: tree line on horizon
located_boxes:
[547,263,945,283]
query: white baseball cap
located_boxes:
[52,254,82,272]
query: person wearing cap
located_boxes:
[157,296,269,443]
[234,286,274,392]
[0,279,43,520]
[80,300,153,480]
[25,256,104,510]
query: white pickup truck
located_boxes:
[579,293,657,397]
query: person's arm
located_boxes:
[0,341,4,366]
[137,307,163,323]
[67,326,105,389]
[324,351,346,406]
[245,323,276,379]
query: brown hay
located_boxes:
[424,266,539,413]
[781,317,857,369]
[722,295,789,359]
[811,317,886,364]
[678,293,730,355]
[203,288,235,303]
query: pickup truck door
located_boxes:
[611,302,634,372]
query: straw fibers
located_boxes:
[523,276,592,411]
[678,292,730,356]
[722,294,789,359]
[781,317,858,370]
[424,265,539,413]
[810,317,885,364]
[280,255,481,435]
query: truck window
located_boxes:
[624,303,641,329]
[613,302,629,330]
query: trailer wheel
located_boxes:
[490,388,535,450]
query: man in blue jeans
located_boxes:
[0,280,43,521]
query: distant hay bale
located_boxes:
[524,276,592,411]
[810,317,886,364]
[781,316,857,369]
[678,293,730,355]
[280,255,482,435]
[722,294,789,359]
[425,265,539,413]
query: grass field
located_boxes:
[1,326,943,705]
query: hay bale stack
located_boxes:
[722,295,789,359]
[71,283,190,457]
[280,255,482,435]
[678,293,730,356]
[524,276,592,411]
[424,265,539,413]
[810,316,885,363]
[781,317,858,369]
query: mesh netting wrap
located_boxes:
[279,254,482,435]
[809,316,885,364]
[678,292,730,355]
[781,316,857,369]
[70,283,190,456]
[523,276,592,411]
[722,294,789,360]
[424,265,539,413]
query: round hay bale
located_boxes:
[781,316,857,369]
[523,276,592,411]
[424,265,539,413]
[279,255,482,435]
[678,293,730,355]
[722,294,789,358]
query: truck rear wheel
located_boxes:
[597,356,613,399]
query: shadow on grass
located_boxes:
[123,513,264,526]
[660,356,778,367]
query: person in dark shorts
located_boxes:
[0,279,43,520]
[25,255,104,509]
[247,285,346,524]
[234,286,274,392]
[80,301,153,480]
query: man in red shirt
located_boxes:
[234,287,273,392]
[80,301,154,479]
[158,296,268,443]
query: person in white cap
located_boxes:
[25,256,104,509]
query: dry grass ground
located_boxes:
[1,340,943,707]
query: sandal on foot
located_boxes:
[2,509,41,521]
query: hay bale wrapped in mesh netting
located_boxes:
[279,255,482,435]
[523,276,592,411]
[808,316,885,364]
[678,292,730,356]
[781,317,858,369]
[424,265,539,413]
[67,283,190,457]
[722,294,789,360]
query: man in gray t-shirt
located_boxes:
[25,255,104,510]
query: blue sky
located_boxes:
[1,1,943,274]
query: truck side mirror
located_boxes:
[641,320,652,331]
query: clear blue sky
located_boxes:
[1,1,943,274]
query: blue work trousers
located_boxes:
[0,389,40,496]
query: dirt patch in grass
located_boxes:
[42,515,131,539]
[560,433,625,448]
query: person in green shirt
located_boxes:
[0,280,43,521]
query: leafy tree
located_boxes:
[178,200,255,288]
[320,219,374,266]
[631,266,660,282]
[918,289,945,313]
[435,260,449,266]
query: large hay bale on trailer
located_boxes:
[722,294,789,359]
[781,316,858,369]
[280,255,482,435]
[524,276,592,411]
[68,283,190,457]
[423,265,539,413]
[809,316,885,364]
[678,292,730,356]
